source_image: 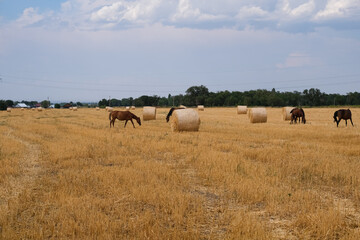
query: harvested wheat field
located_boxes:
[1,107,360,239]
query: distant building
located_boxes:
[15,103,30,108]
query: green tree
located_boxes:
[41,100,50,108]
[98,99,108,107]
[185,85,210,106]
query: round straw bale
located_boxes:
[96,107,100,111]
[73,107,78,111]
[237,105,247,114]
[107,107,113,112]
[37,107,43,112]
[21,108,24,111]
[69,107,73,110]
[171,109,200,132]
[131,106,135,110]
[126,106,130,110]
[180,105,186,108]
[249,108,267,123]
[6,107,11,112]
[32,108,36,111]
[197,105,204,111]
[143,106,156,120]
[282,107,293,121]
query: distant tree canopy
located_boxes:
[96,86,360,108]
[2,86,360,111]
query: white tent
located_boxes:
[15,103,30,108]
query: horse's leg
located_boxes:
[350,118,354,126]
[130,119,135,128]
[346,120,348,126]
[337,119,340,127]
[124,120,128,128]
[110,118,114,128]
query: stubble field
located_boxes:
[1,107,360,239]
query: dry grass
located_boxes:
[1,107,360,239]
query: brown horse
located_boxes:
[109,111,141,128]
[290,108,306,124]
[166,107,185,122]
[333,109,353,127]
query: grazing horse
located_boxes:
[109,111,141,128]
[166,107,185,122]
[290,108,306,124]
[333,109,353,127]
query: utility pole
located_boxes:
[109,96,111,107]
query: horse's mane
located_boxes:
[166,107,185,122]
[290,107,297,113]
[333,110,339,119]
[129,111,139,119]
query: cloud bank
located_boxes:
[4,0,359,31]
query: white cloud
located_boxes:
[314,0,360,20]
[16,8,44,27]
[236,6,269,19]
[280,0,316,18]
[171,0,223,22]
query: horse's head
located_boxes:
[136,117,141,126]
[333,111,338,122]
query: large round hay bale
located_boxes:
[126,106,130,110]
[237,105,247,114]
[249,108,267,123]
[282,107,293,121]
[143,106,156,121]
[73,107,78,111]
[171,109,200,132]
[96,107,100,111]
[131,106,135,110]
[197,105,204,111]
[32,108,36,111]
[6,107,11,112]
[107,107,113,112]
[37,107,43,112]
[179,105,186,108]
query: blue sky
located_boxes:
[0,0,359,102]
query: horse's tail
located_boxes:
[300,108,305,117]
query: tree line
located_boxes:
[98,86,360,107]
[1,86,360,111]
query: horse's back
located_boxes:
[113,110,132,120]
[339,109,352,119]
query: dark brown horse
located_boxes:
[290,108,306,124]
[333,109,353,127]
[109,111,141,128]
[166,107,185,122]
